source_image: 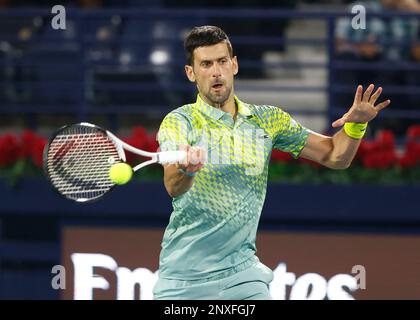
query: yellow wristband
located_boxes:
[343,122,368,139]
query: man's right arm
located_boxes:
[163,164,194,198]
[163,145,206,198]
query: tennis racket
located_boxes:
[43,122,186,203]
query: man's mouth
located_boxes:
[212,83,224,90]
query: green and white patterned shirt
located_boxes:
[157,94,309,280]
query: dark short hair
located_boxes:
[184,25,233,65]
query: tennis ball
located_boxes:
[109,163,133,185]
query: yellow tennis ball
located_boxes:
[109,163,133,185]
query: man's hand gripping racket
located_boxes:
[43,122,186,203]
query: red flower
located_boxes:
[271,149,292,163]
[380,150,398,168]
[298,156,321,168]
[21,129,39,159]
[357,140,380,160]
[405,141,420,159]
[131,127,149,150]
[0,134,21,166]
[358,130,397,169]
[376,130,395,150]
[399,153,417,168]
[407,124,420,140]
[20,130,48,167]
[362,149,397,169]
[362,153,379,169]
[122,126,151,163]
[146,131,159,153]
[31,137,47,168]
[122,136,138,164]
[399,140,420,168]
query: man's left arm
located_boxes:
[300,84,390,169]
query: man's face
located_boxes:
[185,42,238,106]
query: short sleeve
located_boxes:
[157,112,191,152]
[261,106,309,158]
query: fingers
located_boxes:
[332,117,345,128]
[369,86,382,105]
[353,85,363,105]
[178,144,206,172]
[375,99,391,111]
[331,112,349,128]
[189,162,204,172]
[362,84,374,103]
[365,85,390,111]
[200,146,208,164]
[178,144,190,167]
[189,146,206,166]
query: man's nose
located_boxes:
[211,63,222,77]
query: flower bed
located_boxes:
[1,125,419,186]
[269,126,420,185]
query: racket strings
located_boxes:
[46,125,121,202]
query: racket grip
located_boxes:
[158,151,187,164]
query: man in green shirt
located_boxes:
[153,26,390,300]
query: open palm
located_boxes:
[332,84,391,128]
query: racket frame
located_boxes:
[43,122,186,203]
[43,123,121,203]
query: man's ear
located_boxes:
[232,56,238,76]
[185,65,196,83]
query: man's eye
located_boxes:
[202,62,211,67]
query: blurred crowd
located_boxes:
[0,0,418,137]
[335,0,420,135]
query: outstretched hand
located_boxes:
[332,84,391,128]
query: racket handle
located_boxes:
[157,151,187,164]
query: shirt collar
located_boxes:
[194,94,253,120]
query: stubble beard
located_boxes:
[204,84,232,108]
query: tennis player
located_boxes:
[153,26,390,300]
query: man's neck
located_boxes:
[202,94,237,119]
[216,99,237,119]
